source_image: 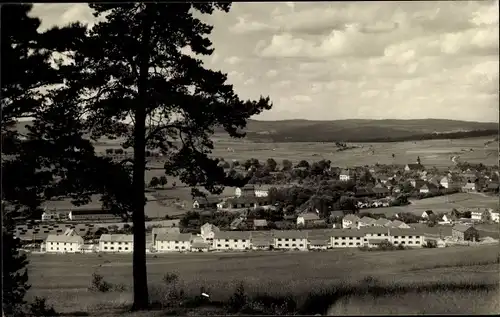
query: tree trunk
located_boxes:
[131,5,151,311]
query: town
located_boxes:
[12,156,499,255]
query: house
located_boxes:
[152,227,181,245]
[253,219,268,230]
[358,216,376,228]
[372,183,390,198]
[452,224,479,242]
[235,184,256,197]
[330,229,365,248]
[155,233,192,252]
[44,234,84,253]
[297,212,320,226]
[420,210,434,219]
[191,241,211,252]
[192,197,221,209]
[250,231,274,250]
[200,223,220,243]
[339,169,355,181]
[41,210,68,222]
[419,184,430,194]
[389,220,411,229]
[404,163,424,173]
[425,238,446,248]
[226,196,268,209]
[353,187,376,198]
[491,211,500,223]
[374,218,392,227]
[308,229,332,250]
[461,183,477,193]
[342,214,360,229]
[254,185,276,197]
[485,182,499,193]
[389,228,425,247]
[410,179,426,190]
[438,214,452,225]
[68,209,121,221]
[212,231,251,251]
[273,230,308,250]
[378,176,389,184]
[99,234,134,252]
[471,209,483,221]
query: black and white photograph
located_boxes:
[2,1,499,316]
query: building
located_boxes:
[44,234,84,253]
[374,218,392,227]
[41,210,68,222]
[471,210,484,221]
[254,185,276,197]
[362,227,390,246]
[339,169,355,181]
[342,214,360,229]
[491,211,499,223]
[152,227,181,245]
[192,197,221,209]
[155,233,192,252]
[485,182,499,193]
[452,224,479,242]
[404,163,425,173]
[200,223,220,243]
[99,234,134,252]
[372,183,390,198]
[212,231,251,251]
[253,219,268,230]
[438,214,452,225]
[389,228,425,247]
[358,216,376,228]
[297,212,320,226]
[191,241,211,252]
[389,220,411,229]
[235,185,256,197]
[308,229,331,250]
[330,229,364,248]
[420,210,434,219]
[250,231,274,250]
[461,183,477,193]
[273,230,308,250]
[68,209,121,222]
[226,196,268,209]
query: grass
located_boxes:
[96,136,496,171]
[26,244,499,314]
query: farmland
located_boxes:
[26,245,499,315]
[97,136,497,172]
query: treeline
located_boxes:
[246,129,498,143]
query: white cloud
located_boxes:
[224,56,242,65]
[30,2,499,122]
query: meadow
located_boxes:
[26,244,499,315]
[97,136,498,173]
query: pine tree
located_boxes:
[1,5,86,315]
[45,3,271,310]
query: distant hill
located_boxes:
[226,119,498,143]
[13,118,498,143]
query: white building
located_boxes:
[491,212,499,223]
[155,233,192,252]
[152,227,181,245]
[358,216,376,228]
[44,234,84,253]
[99,234,133,253]
[339,169,353,182]
[437,214,452,225]
[330,230,364,248]
[273,230,308,250]
[212,231,251,251]
[342,214,360,229]
[389,228,425,247]
[440,177,449,189]
[471,210,483,221]
[254,185,272,198]
[200,223,220,243]
[297,212,320,226]
[389,220,411,229]
[235,185,256,197]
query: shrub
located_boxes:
[163,272,179,285]
[227,282,248,313]
[29,297,57,316]
[89,273,112,293]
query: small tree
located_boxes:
[159,176,168,188]
[149,177,160,188]
[481,210,492,223]
[266,158,277,172]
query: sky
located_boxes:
[30,1,499,122]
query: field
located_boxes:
[362,193,499,219]
[97,137,498,172]
[26,245,499,315]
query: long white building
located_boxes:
[212,231,251,251]
[99,234,133,253]
[155,233,191,252]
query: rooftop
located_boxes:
[99,234,134,243]
[155,233,192,242]
[45,234,84,243]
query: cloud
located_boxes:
[30,2,499,122]
[224,56,242,65]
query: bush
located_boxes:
[29,297,57,316]
[227,282,248,313]
[163,272,179,285]
[88,273,112,293]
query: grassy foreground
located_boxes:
[27,245,499,315]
